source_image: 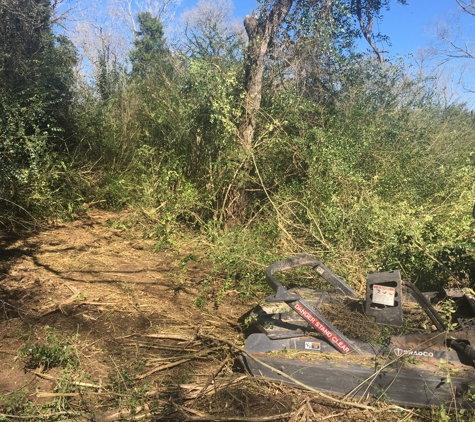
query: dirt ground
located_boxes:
[0,211,428,421]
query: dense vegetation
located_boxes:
[1,0,474,294]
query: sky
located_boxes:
[175,0,475,105]
[177,0,473,57]
[67,0,474,105]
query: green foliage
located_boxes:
[0,95,50,184]
[18,329,78,371]
[0,0,473,300]
[0,387,34,417]
[130,12,170,79]
[0,0,76,229]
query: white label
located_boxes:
[373,285,395,306]
[305,342,321,351]
[394,348,434,358]
[316,266,324,275]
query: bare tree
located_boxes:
[423,1,475,97]
[110,0,181,33]
[70,0,180,81]
[456,0,475,17]
[179,0,245,60]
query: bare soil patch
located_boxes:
[0,211,423,421]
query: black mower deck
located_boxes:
[242,255,475,408]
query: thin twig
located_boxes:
[191,353,231,407]
[182,411,294,421]
[137,333,196,341]
[136,358,191,379]
[413,241,465,285]
[30,370,101,389]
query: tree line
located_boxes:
[1,0,474,290]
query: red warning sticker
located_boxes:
[294,302,351,354]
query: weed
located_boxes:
[374,385,393,404]
[438,298,458,331]
[18,329,78,371]
[0,387,34,417]
[180,254,200,265]
[377,326,392,346]
[74,291,88,301]
[263,320,275,329]
[215,277,232,305]
[193,279,210,310]
[121,281,134,292]
[243,314,258,327]
[177,265,187,286]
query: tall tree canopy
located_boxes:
[0,0,76,186]
[130,11,170,78]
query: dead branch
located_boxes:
[190,352,231,407]
[356,0,384,63]
[124,341,200,352]
[180,375,247,400]
[181,411,294,421]
[289,398,317,422]
[137,333,196,341]
[136,358,191,379]
[30,370,102,389]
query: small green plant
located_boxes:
[177,265,188,286]
[372,382,394,403]
[433,404,454,422]
[263,320,275,329]
[18,329,77,370]
[180,254,199,265]
[0,387,34,416]
[121,281,134,292]
[244,314,259,327]
[193,279,210,310]
[176,254,199,286]
[74,291,88,301]
[439,298,458,331]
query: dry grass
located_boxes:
[0,211,437,421]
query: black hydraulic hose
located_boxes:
[448,339,475,361]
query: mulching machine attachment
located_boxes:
[241,255,475,408]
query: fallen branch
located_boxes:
[181,411,294,421]
[124,342,200,352]
[180,375,247,399]
[30,370,102,389]
[136,358,191,379]
[174,404,207,418]
[191,353,231,407]
[138,333,196,341]
[344,331,447,401]
[289,398,317,422]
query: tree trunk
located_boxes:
[226,0,294,223]
[239,0,294,149]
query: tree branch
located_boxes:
[356,0,384,63]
